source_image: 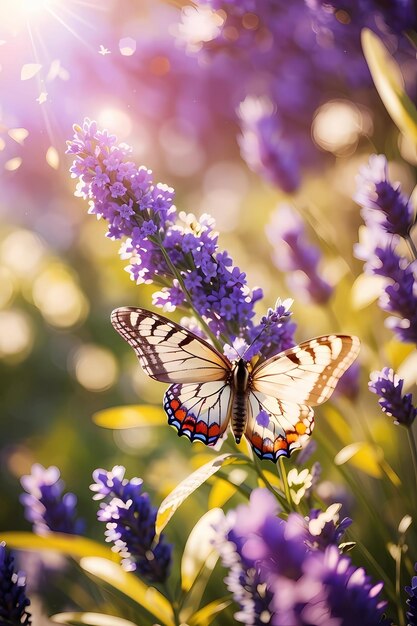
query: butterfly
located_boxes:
[111,307,360,463]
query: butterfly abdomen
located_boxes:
[232,359,249,444]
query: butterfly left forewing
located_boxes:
[251,335,360,406]
[111,307,231,383]
[164,381,233,446]
[245,390,314,462]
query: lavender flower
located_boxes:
[0,542,31,626]
[306,0,417,36]
[178,1,414,192]
[267,205,333,305]
[67,119,262,340]
[355,155,415,238]
[369,368,417,427]
[215,488,390,626]
[20,464,84,535]
[406,564,417,626]
[91,466,172,583]
[238,98,301,193]
[354,156,417,345]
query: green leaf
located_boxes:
[92,404,167,429]
[0,532,119,562]
[187,599,232,626]
[79,557,174,626]
[156,453,242,534]
[181,508,222,593]
[362,28,417,143]
[51,612,137,626]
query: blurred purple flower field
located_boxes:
[0,1,417,625]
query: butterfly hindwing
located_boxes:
[251,335,360,406]
[111,307,231,384]
[164,381,233,446]
[245,390,314,462]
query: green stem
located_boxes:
[395,543,405,626]
[406,427,417,500]
[406,233,417,260]
[161,582,181,626]
[355,539,397,607]
[277,457,293,511]
[315,429,393,547]
[252,456,289,511]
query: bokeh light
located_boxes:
[32,264,89,328]
[71,343,118,391]
[0,309,34,361]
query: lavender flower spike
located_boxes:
[67,119,262,340]
[0,542,32,626]
[20,464,84,535]
[267,204,333,305]
[369,368,417,427]
[91,466,172,583]
[355,154,414,238]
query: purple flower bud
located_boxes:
[0,542,31,626]
[91,467,172,583]
[20,464,84,536]
[355,155,414,237]
[267,204,333,305]
[369,367,417,427]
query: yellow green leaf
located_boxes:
[181,508,222,592]
[156,454,240,534]
[92,404,167,429]
[362,28,417,143]
[0,532,119,562]
[208,477,237,510]
[51,612,137,626]
[323,405,352,445]
[351,272,387,310]
[334,442,382,478]
[187,599,231,626]
[79,557,174,626]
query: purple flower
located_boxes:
[67,120,262,341]
[369,367,417,427]
[354,156,417,346]
[20,464,84,536]
[406,564,417,626]
[215,488,390,626]
[247,298,296,361]
[0,542,31,626]
[307,0,417,35]
[267,205,333,305]
[178,0,413,192]
[238,98,301,193]
[355,155,414,238]
[91,466,172,582]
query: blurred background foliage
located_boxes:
[0,0,416,621]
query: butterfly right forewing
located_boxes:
[111,307,231,384]
[245,390,314,462]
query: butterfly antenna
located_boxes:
[241,304,292,360]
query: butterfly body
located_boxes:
[111,307,360,463]
[231,358,250,443]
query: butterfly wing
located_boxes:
[245,390,314,462]
[164,381,233,445]
[111,307,231,383]
[251,335,360,405]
